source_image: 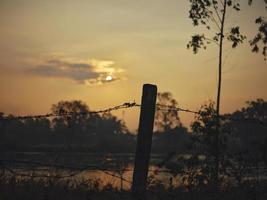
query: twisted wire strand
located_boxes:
[1,101,265,125]
[156,104,266,125]
[1,102,140,121]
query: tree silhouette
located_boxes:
[190,101,235,188]
[224,99,267,154]
[155,92,181,132]
[0,113,5,142]
[51,100,89,127]
[50,100,132,152]
[0,100,136,152]
[51,100,90,149]
[187,0,267,184]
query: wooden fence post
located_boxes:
[131,84,157,199]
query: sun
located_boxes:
[105,75,113,81]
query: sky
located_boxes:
[0,0,266,132]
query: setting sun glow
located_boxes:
[105,75,113,81]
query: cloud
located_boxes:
[28,58,124,85]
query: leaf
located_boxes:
[250,17,267,59]
[187,34,208,54]
[227,26,246,48]
[252,45,259,53]
[255,17,263,24]
[189,0,213,28]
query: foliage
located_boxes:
[51,100,89,129]
[187,0,267,184]
[191,101,218,156]
[187,0,267,59]
[1,173,267,200]
[223,99,267,158]
[155,92,181,132]
[154,99,267,191]
[153,92,191,153]
[0,100,134,153]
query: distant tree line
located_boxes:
[0,100,134,152]
[0,97,266,155]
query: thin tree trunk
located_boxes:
[215,0,227,188]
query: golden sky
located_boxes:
[0,0,266,131]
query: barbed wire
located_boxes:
[2,158,267,173]
[0,159,168,173]
[0,102,199,121]
[156,104,266,125]
[156,104,201,115]
[2,158,267,183]
[0,158,164,184]
[0,102,266,125]
[0,102,140,121]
